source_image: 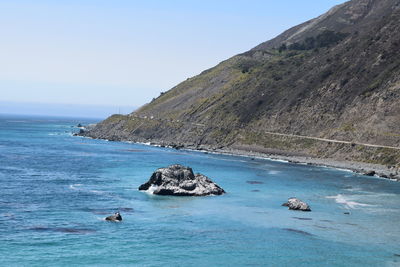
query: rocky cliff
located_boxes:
[82,0,400,168]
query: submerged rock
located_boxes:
[138,164,225,196]
[105,212,122,222]
[282,197,311,212]
[246,180,264,184]
[283,228,313,236]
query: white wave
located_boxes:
[188,149,292,164]
[296,162,310,165]
[267,158,289,163]
[268,170,281,175]
[326,194,374,209]
[49,132,74,136]
[89,189,106,195]
[344,187,362,192]
[69,184,83,190]
[331,167,355,173]
[145,185,159,194]
[136,142,152,146]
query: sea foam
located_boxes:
[326,194,374,209]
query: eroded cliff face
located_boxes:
[82,0,400,167]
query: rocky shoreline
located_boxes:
[75,126,399,182]
[198,145,400,182]
[144,142,399,182]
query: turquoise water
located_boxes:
[1,114,400,266]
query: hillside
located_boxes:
[82,0,400,169]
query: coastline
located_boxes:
[76,130,400,182]
[199,146,400,182]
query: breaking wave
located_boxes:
[326,194,374,209]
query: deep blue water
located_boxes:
[1,114,400,266]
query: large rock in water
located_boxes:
[138,164,225,196]
[105,212,122,221]
[282,198,311,212]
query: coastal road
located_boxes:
[263,131,400,151]
[129,114,400,151]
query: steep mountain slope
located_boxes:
[83,0,400,167]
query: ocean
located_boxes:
[1,114,400,266]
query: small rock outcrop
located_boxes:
[73,128,85,136]
[138,164,225,196]
[363,171,376,176]
[282,198,311,212]
[105,212,122,221]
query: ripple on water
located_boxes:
[292,217,313,221]
[246,180,264,184]
[29,226,96,234]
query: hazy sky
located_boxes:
[1,0,347,109]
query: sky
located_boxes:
[0,0,347,118]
